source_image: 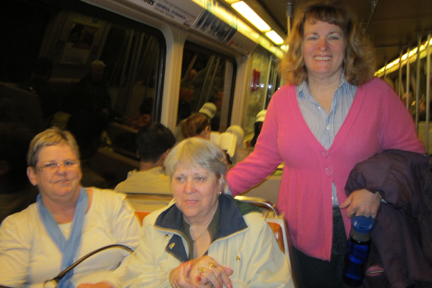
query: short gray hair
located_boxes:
[165,138,228,186]
[27,127,80,167]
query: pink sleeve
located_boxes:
[227,95,283,196]
[378,81,425,154]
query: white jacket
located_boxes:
[0,188,139,288]
[122,194,294,288]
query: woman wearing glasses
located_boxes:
[0,127,140,288]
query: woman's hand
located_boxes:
[339,189,382,219]
[187,256,233,288]
[76,282,113,288]
[169,262,196,288]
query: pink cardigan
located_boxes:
[227,78,424,260]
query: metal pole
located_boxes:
[415,34,422,131]
[398,48,403,98]
[406,45,410,109]
[425,33,431,154]
[286,3,293,38]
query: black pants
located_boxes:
[293,207,352,288]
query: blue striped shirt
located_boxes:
[296,73,357,205]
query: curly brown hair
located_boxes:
[279,0,376,86]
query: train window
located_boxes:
[266,57,282,107]
[179,41,236,132]
[0,0,165,158]
[243,49,278,137]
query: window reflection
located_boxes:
[179,42,235,133]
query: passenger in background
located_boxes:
[247,109,266,147]
[175,102,216,142]
[226,125,244,149]
[67,111,109,189]
[0,122,37,223]
[225,125,245,165]
[0,127,139,287]
[20,57,60,125]
[68,60,112,124]
[181,112,211,140]
[115,123,175,194]
[122,138,293,287]
[226,1,424,288]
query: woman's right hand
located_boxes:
[169,262,196,288]
[186,256,233,288]
[169,256,233,288]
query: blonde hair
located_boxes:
[279,0,376,86]
[27,127,80,167]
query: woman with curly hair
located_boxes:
[226,1,424,287]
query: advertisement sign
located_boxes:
[123,0,203,27]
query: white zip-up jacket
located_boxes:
[122,194,294,287]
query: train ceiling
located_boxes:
[231,0,432,70]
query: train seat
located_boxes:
[0,81,44,133]
[130,192,301,286]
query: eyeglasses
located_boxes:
[35,160,80,173]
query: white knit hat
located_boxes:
[199,102,217,119]
[256,110,267,123]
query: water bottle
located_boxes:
[342,216,375,287]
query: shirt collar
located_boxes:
[155,194,252,262]
[297,72,350,99]
[154,194,249,238]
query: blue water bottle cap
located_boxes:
[350,216,375,241]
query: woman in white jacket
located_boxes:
[0,127,139,288]
[122,138,293,288]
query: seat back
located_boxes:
[0,81,44,133]
[135,210,150,225]
[234,195,288,254]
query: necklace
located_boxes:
[192,227,208,243]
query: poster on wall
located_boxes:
[193,10,237,44]
[123,0,203,27]
[60,23,98,65]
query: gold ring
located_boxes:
[198,266,206,274]
[208,262,216,269]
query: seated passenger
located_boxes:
[67,60,112,125]
[181,113,211,140]
[225,125,245,165]
[175,102,216,142]
[248,109,266,147]
[122,138,293,287]
[0,127,139,288]
[115,123,175,194]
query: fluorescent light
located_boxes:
[232,1,270,32]
[265,30,284,45]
